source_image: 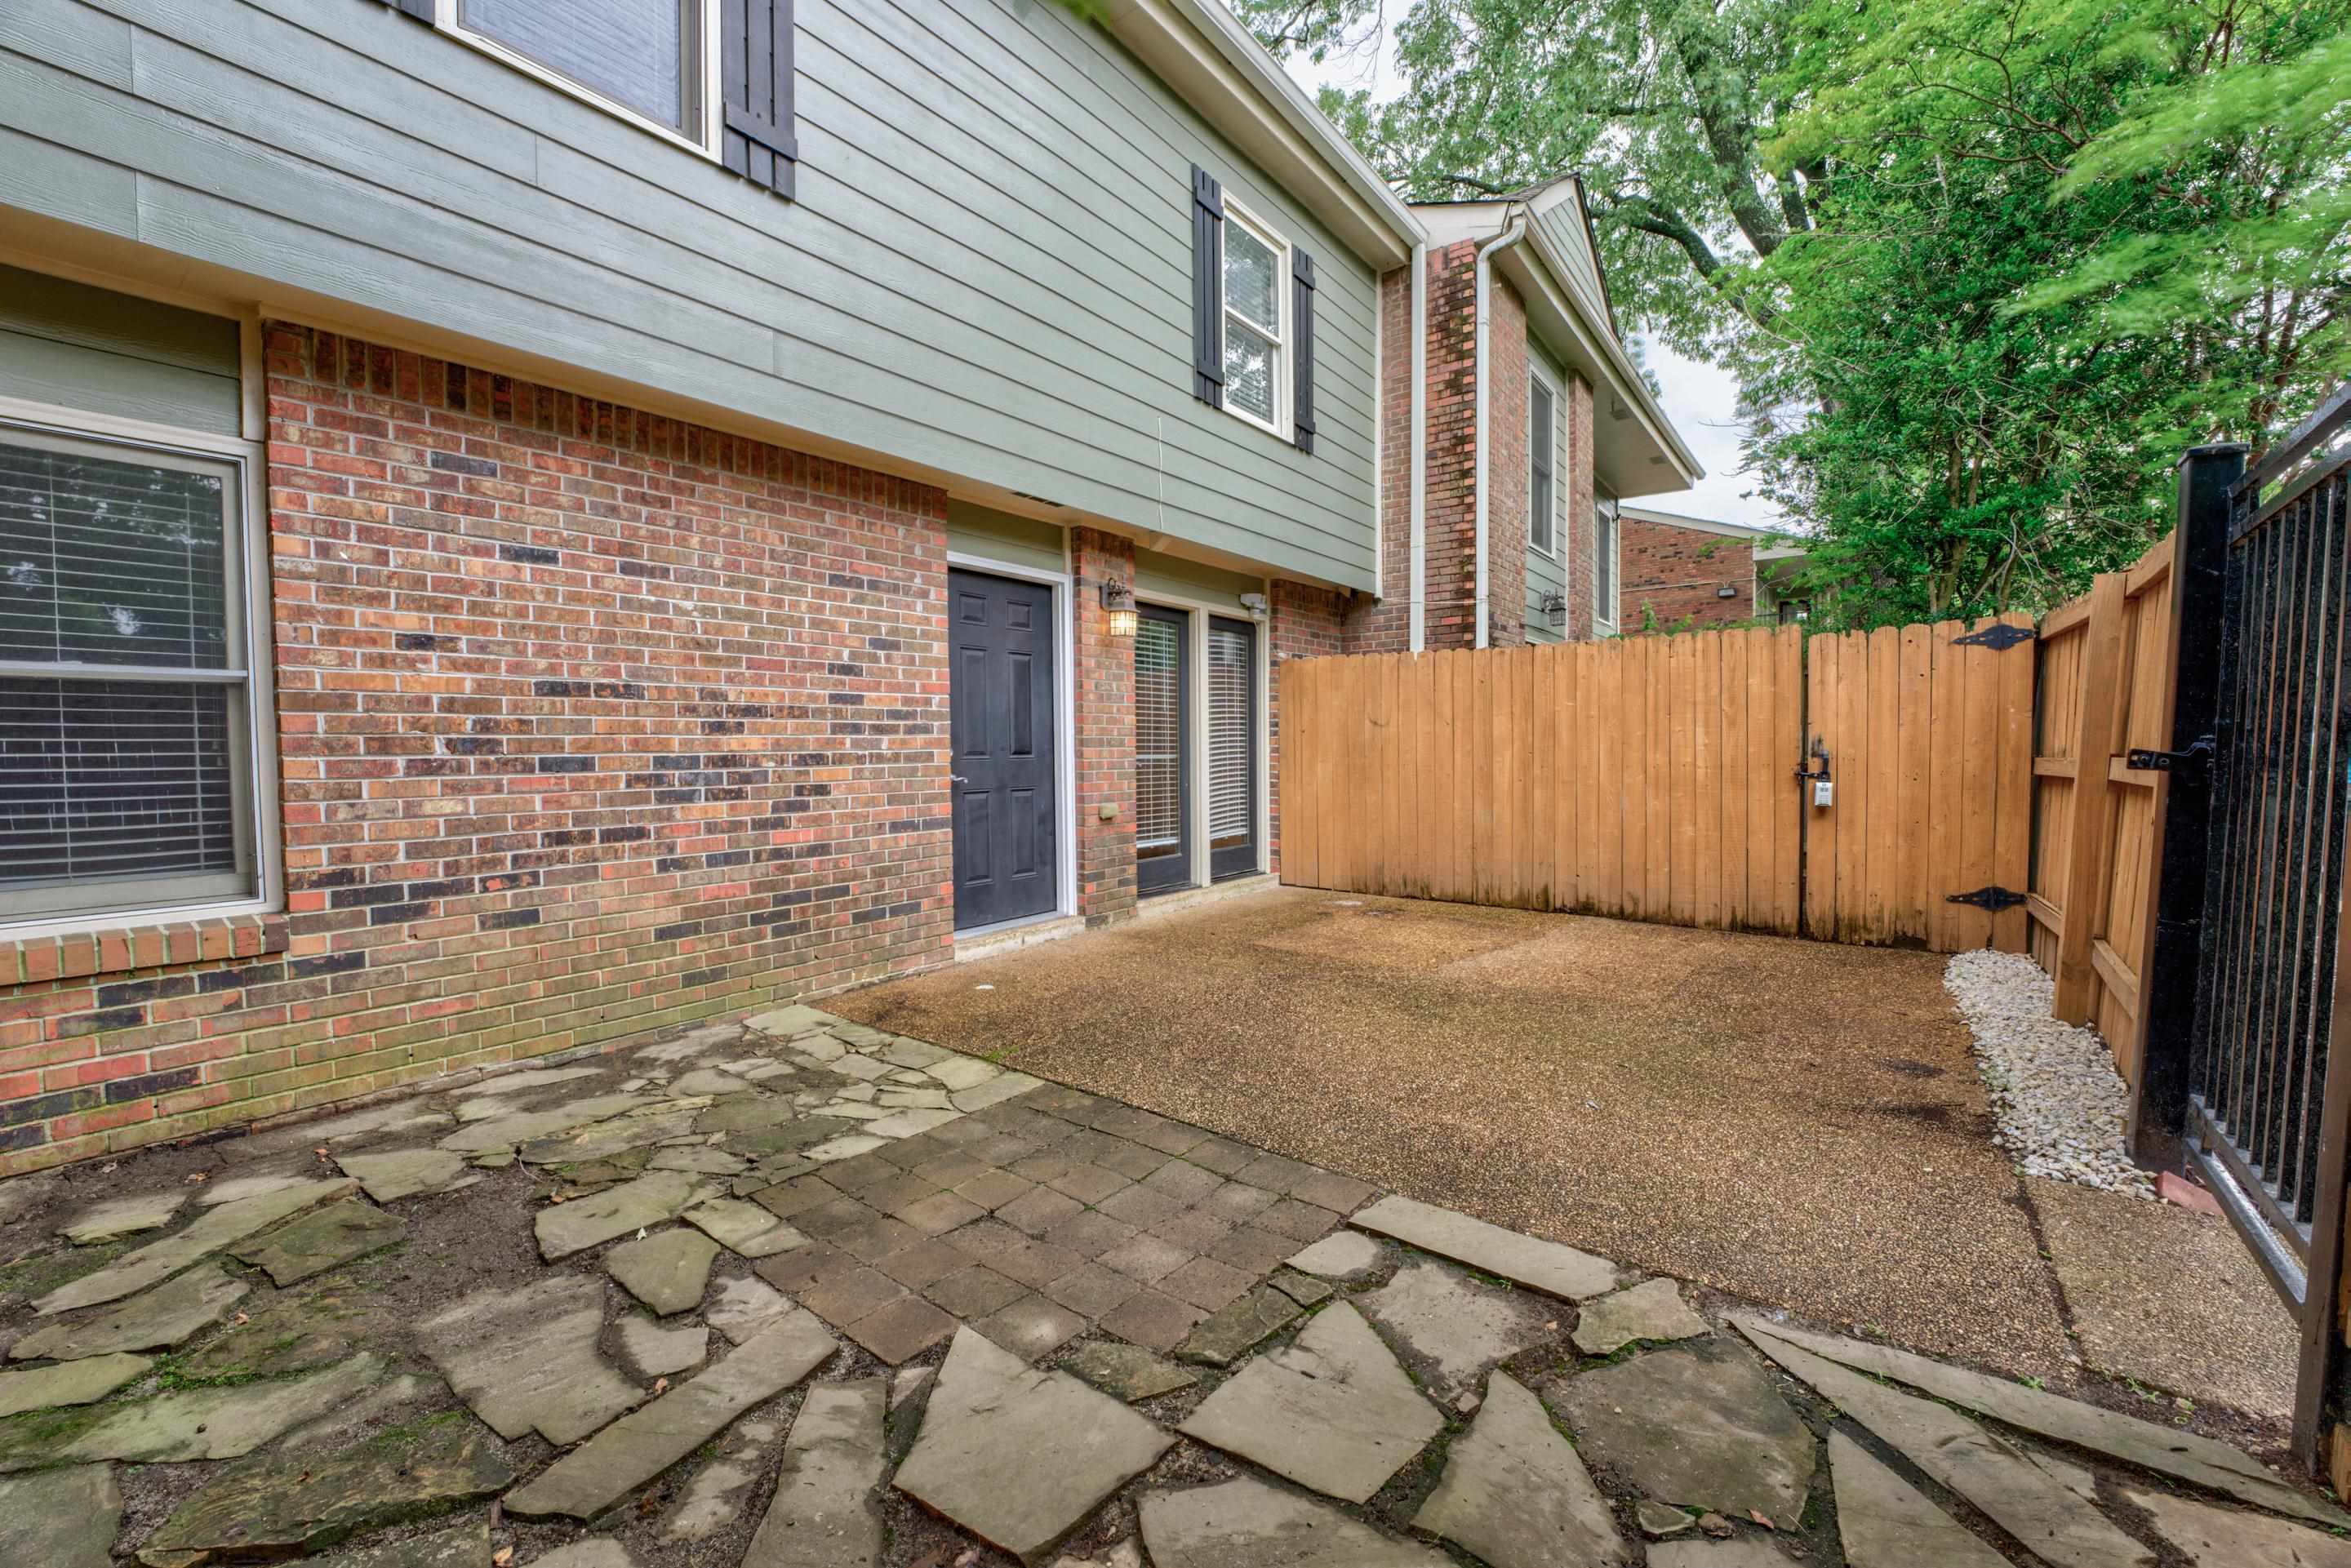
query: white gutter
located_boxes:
[1409,241,1428,652]
[1473,216,1527,649]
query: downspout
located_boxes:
[1473,215,1527,649]
[1408,239,1428,652]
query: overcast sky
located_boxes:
[1275,24,1784,530]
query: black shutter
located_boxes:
[1191,166,1224,408]
[1291,247,1317,455]
[722,0,798,200]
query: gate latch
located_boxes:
[2125,735,2215,783]
[1946,886,2027,913]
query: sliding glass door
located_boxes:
[1207,616,1259,881]
[1134,605,1192,895]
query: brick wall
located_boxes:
[1565,375,1598,638]
[0,326,956,1176]
[1344,266,1414,654]
[1071,528,1137,925]
[1487,275,1529,647]
[1621,515,1757,630]
[1269,580,1345,874]
[1423,242,1478,647]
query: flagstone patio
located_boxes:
[0,1004,2342,1566]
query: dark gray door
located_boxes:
[1136,604,1193,895]
[949,569,1058,931]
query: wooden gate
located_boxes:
[1279,617,2039,952]
[1800,615,2038,952]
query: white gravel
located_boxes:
[1944,949,2157,1198]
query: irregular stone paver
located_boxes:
[1358,1258,1559,1401]
[1649,1544,1803,1567]
[1413,1370,1625,1567]
[335,1148,483,1202]
[535,1170,716,1260]
[617,1315,709,1378]
[230,1198,406,1286]
[476,1064,610,1095]
[1733,1313,2342,1526]
[608,1228,721,1316]
[744,1378,887,1568]
[686,1197,809,1258]
[1548,1337,1815,1523]
[422,1276,644,1445]
[523,1540,638,1568]
[665,1416,784,1542]
[316,1520,489,1567]
[1349,1194,1626,1299]
[0,1349,150,1418]
[1737,1324,2151,1567]
[1066,1341,1198,1401]
[35,1178,359,1313]
[193,1170,310,1207]
[1573,1277,1711,1355]
[59,1191,185,1245]
[2132,1486,2351,1566]
[748,1005,840,1036]
[0,1464,118,1568]
[1179,1301,1442,1504]
[523,1109,700,1166]
[8,1263,247,1361]
[438,1095,651,1153]
[649,1146,749,1175]
[673,1068,757,1097]
[1138,1476,1450,1568]
[505,1308,839,1519]
[1173,1286,1299,1366]
[1830,1430,2006,1567]
[1285,1230,1389,1279]
[137,1420,513,1566]
[1267,1267,1333,1306]
[1638,1501,1697,1539]
[708,1275,793,1344]
[895,1326,1175,1564]
[2,1353,381,1469]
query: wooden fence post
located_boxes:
[2051,573,2127,1024]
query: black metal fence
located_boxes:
[2161,385,2351,1456]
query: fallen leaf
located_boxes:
[232,1313,249,1326]
[492,1549,513,1566]
[652,1378,669,1395]
[100,1163,117,1174]
[184,1171,208,1184]
[1749,1510,1775,1530]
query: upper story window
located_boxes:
[440,0,716,154]
[1220,202,1290,438]
[1529,373,1558,556]
[0,419,274,928]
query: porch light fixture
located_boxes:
[1541,591,1568,627]
[1101,580,1139,637]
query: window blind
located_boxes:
[1208,625,1251,842]
[1135,615,1183,851]
[0,678,239,890]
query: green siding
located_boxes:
[1135,548,1260,610]
[0,0,1381,587]
[0,263,240,434]
[948,501,1066,578]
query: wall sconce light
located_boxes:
[1100,580,1138,637]
[1238,592,1270,624]
[1717,584,1739,598]
[1541,591,1568,627]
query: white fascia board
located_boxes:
[1618,505,1775,540]
[1101,0,1424,269]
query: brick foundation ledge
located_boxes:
[0,913,289,988]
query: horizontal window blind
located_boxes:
[0,444,229,668]
[0,678,242,891]
[460,0,696,134]
[1136,616,1182,852]
[1208,626,1250,842]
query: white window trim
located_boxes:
[1133,591,1271,891]
[1219,198,1292,443]
[1594,495,1621,635]
[433,0,723,162]
[0,394,282,943]
[1528,365,1561,561]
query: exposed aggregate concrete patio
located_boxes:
[0,989,2340,1566]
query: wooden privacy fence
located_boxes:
[2024,537,2183,1090]
[1278,614,2041,954]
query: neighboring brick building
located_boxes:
[1618,507,1807,632]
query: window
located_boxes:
[1220,203,1289,437]
[0,423,270,926]
[1529,375,1557,556]
[444,0,713,151]
[1595,500,1620,631]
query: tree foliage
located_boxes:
[1228,0,2351,625]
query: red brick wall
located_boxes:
[1487,275,1529,648]
[1344,266,1414,654]
[0,326,955,1175]
[1270,580,1345,875]
[1071,528,1137,925]
[1621,515,1757,630]
[1565,375,1598,638]
[1423,241,1478,647]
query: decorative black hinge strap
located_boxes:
[2126,735,2215,782]
[1946,886,2027,912]
[1952,621,2034,650]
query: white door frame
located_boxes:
[945,550,1078,924]
[1131,587,1273,889]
